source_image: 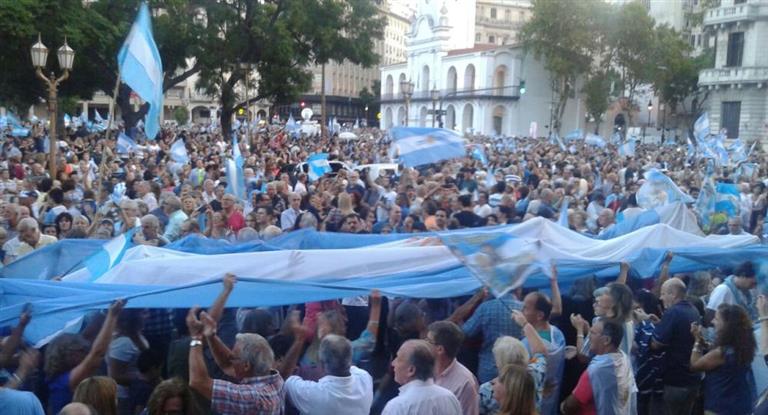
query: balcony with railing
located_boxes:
[699,66,768,85]
[380,85,521,103]
[475,16,525,30]
[703,0,768,26]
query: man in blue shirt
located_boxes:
[651,278,701,415]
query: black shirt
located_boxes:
[653,300,701,386]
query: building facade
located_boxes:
[474,0,533,46]
[698,0,768,143]
[380,0,584,137]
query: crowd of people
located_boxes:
[0,117,767,415]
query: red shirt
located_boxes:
[226,210,245,233]
[572,370,597,415]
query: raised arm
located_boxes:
[549,262,562,319]
[652,252,674,297]
[70,299,125,391]
[207,273,236,323]
[186,307,213,400]
[0,310,30,368]
[616,261,630,285]
[511,310,547,355]
[448,288,487,324]
[201,311,235,378]
[366,289,383,338]
[278,311,306,380]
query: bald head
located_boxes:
[660,277,686,308]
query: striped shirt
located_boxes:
[211,370,284,415]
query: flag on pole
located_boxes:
[715,182,740,217]
[307,153,332,181]
[693,112,710,143]
[618,140,635,158]
[117,2,164,140]
[557,198,569,228]
[170,139,189,163]
[470,144,488,166]
[225,135,246,200]
[390,127,466,167]
[354,118,359,129]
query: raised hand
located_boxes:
[511,310,528,327]
[223,273,237,291]
[200,311,218,338]
[186,307,204,337]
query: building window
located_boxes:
[734,0,746,4]
[726,32,744,67]
[505,9,511,21]
[721,101,741,138]
[490,8,497,19]
[476,33,481,42]
[489,35,495,44]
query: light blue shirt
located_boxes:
[163,210,188,242]
[0,387,45,415]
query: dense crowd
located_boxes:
[1,118,767,415]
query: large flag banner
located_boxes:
[715,182,740,217]
[307,153,332,181]
[390,127,466,167]
[82,229,137,282]
[117,2,164,140]
[565,129,584,141]
[585,133,606,148]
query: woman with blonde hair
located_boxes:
[493,364,538,415]
[73,376,118,415]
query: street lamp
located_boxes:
[400,79,414,126]
[31,33,74,179]
[643,100,653,142]
[430,86,439,128]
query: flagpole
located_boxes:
[98,72,122,201]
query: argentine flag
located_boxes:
[618,140,635,158]
[694,112,709,143]
[117,132,140,154]
[117,2,164,140]
[470,144,488,166]
[390,127,465,168]
[307,153,332,181]
[225,135,246,199]
[170,139,189,163]
[585,133,606,148]
[715,182,740,217]
[82,229,137,282]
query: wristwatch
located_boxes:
[190,339,203,347]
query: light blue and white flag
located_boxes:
[94,110,105,124]
[636,169,694,209]
[64,114,72,128]
[740,163,758,180]
[353,118,359,129]
[728,138,747,165]
[170,139,189,163]
[610,132,622,145]
[694,112,710,143]
[552,132,566,152]
[225,135,246,200]
[557,198,569,228]
[565,129,584,141]
[585,133,606,148]
[715,182,740,217]
[390,127,465,167]
[618,140,635,158]
[79,111,89,128]
[82,228,137,282]
[117,2,164,140]
[307,153,332,181]
[286,114,299,134]
[471,144,488,166]
[686,136,696,162]
[11,128,30,137]
[117,132,140,154]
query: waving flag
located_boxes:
[307,153,332,181]
[471,144,488,166]
[552,132,566,152]
[225,135,246,200]
[170,139,189,163]
[354,118,359,129]
[618,140,635,158]
[636,169,694,209]
[390,127,465,167]
[693,112,710,143]
[117,2,164,140]
[715,182,740,217]
[585,133,606,148]
[117,132,140,154]
[565,129,584,141]
[557,198,569,228]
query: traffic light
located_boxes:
[300,101,306,108]
[237,108,245,116]
[519,80,526,96]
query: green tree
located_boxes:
[582,71,619,134]
[193,0,384,135]
[172,106,189,125]
[521,0,602,135]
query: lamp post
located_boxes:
[643,99,653,141]
[31,34,74,179]
[430,86,439,128]
[240,63,251,147]
[400,79,414,126]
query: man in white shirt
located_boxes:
[137,181,158,211]
[284,334,373,415]
[280,192,302,231]
[382,339,461,415]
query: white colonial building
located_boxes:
[698,0,768,143]
[379,0,585,137]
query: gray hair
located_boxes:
[237,227,259,242]
[235,333,274,376]
[17,217,39,232]
[140,214,160,228]
[164,195,182,211]
[120,200,138,210]
[492,336,529,369]
[319,334,352,376]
